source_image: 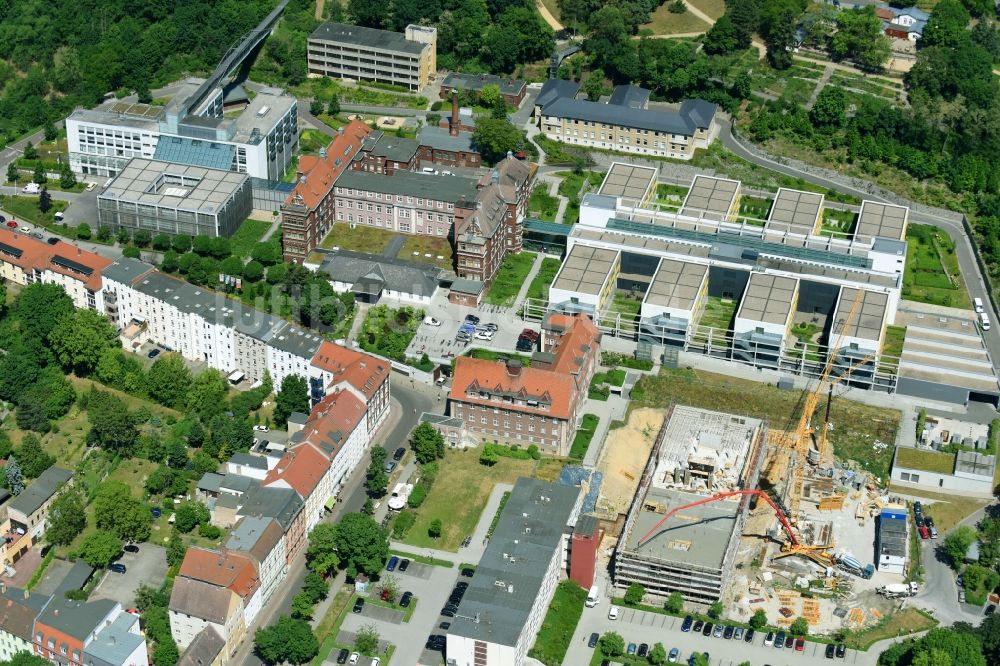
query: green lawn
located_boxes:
[689,0,727,19]
[358,305,423,363]
[486,251,537,306]
[739,195,773,221]
[299,129,331,154]
[632,367,901,480]
[894,447,955,474]
[526,257,561,301]
[598,292,641,332]
[821,208,857,238]
[0,194,68,227]
[528,185,560,221]
[399,234,453,270]
[788,321,823,362]
[319,222,394,253]
[463,348,534,366]
[879,325,906,374]
[570,414,599,461]
[397,447,536,551]
[698,296,737,330]
[903,224,971,309]
[557,171,604,225]
[229,218,271,258]
[642,2,711,34]
[528,581,588,666]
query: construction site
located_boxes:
[603,290,919,636]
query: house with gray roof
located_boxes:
[447,478,581,666]
[225,516,286,606]
[177,626,225,666]
[84,612,149,666]
[353,130,421,175]
[34,598,143,666]
[0,585,50,660]
[315,248,443,305]
[441,72,527,106]
[4,466,72,564]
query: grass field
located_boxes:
[821,208,857,238]
[570,414,599,461]
[319,222,394,253]
[399,447,537,551]
[904,224,971,309]
[526,257,562,301]
[642,3,711,34]
[311,586,355,666]
[842,608,937,651]
[529,185,560,221]
[698,296,737,330]
[632,367,901,479]
[888,485,991,532]
[0,194,68,227]
[299,129,330,154]
[528,580,588,666]
[463,348,534,367]
[486,251,537,306]
[557,171,604,224]
[894,447,955,474]
[229,218,271,258]
[689,0,727,19]
[399,234,453,270]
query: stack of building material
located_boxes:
[802,599,821,625]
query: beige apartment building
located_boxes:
[307,23,437,91]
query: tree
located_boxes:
[254,616,319,665]
[166,529,187,568]
[133,230,152,247]
[921,0,972,49]
[790,617,809,635]
[410,421,445,464]
[15,399,50,434]
[749,608,768,630]
[333,512,389,578]
[14,435,55,478]
[37,187,52,214]
[251,242,281,266]
[366,449,389,497]
[78,529,123,568]
[23,142,37,160]
[147,354,192,408]
[152,233,172,251]
[171,235,192,253]
[356,623,380,656]
[649,642,668,665]
[153,640,179,666]
[122,245,141,259]
[7,161,19,184]
[691,654,709,666]
[15,284,73,343]
[87,389,139,454]
[378,573,399,603]
[302,571,329,603]
[479,84,502,111]
[762,6,798,70]
[943,525,977,569]
[33,163,47,186]
[48,308,119,375]
[582,70,605,101]
[480,445,498,466]
[829,7,892,71]
[599,631,625,657]
[5,458,24,495]
[46,488,86,546]
[624,582,645,605]
[703,15,750,55]
[665,591,684,613]
[76,223,92,240]
[59,163,77,189]
[472,118,524,164]
[187,369,228,420]
[309,99,323,116]
[306,523,340,576]
[93,481,151,543]
[428,518,442,538]
[811,86,848,128]
[174,502,210,533]
[8,653,53,666]
[708,600,723,619]
[291,591,316,619]
[348,0,389,28]
[274,374,309,427]
[243,260,264,282]
[327,95,340,116]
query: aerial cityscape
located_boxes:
[0,1,999,666]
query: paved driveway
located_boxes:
[91,544,168,608]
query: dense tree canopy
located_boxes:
[333,513,389,578]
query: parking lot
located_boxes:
[91,544,168,608]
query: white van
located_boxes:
[974,298,984,314]
[21,183,39,194]
[979,312,991,331]
[586,585,599,608]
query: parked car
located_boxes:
[734,627,744,641]
[425,635,446,650]
[692,620,704,633]
[485,323,498,332]
[386,556,399,572]
[123,544,139,553]
[147,349,160,359]
[774,631,785,649]
[588,633,599,648]
[627,643,637,655]
[384,460,397,474]
[352,598,364,614]
[399,558,410,572]
[474,330,494,341]
[348,652,359,666]
[455,582,468,591]
[930,526,939,539]
[723,625,734,639]
[637,643,648,657]
[712,624,724,638]
[151,507,162,519]
[393,447,406,461]
[336,648,349,664]
[109,563,126,574]
[668,647,679,663]
[826,644,836,659]
[370,658,380,666]
[608,606,619,620]
[681,615,693,632]
[86,182,97,191]
[441,606,457,617]
[461,567,475,577]
[785,635,795,649]
[516,339,534,351]
[836,644,847,658]
[913,501,922,514]
[702,622,713,637]
[253,425,269,432]
[744,628,755,643]
[47,237,59,245]
[925,516,935,528]
[764,632,775,647]
[400,591,413,608]
[986,604,997,616]
[919,525,931,539]
[796,637,805,651]
[439,622,450,631]
[4,220,15,228]
[423,316,441,326]
[465,314,480,325]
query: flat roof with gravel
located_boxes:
[624,487,738,567]
[680,175,740,220]
[737,273,798,326]
[551,245,619,296]
[765,188,824,235]
[598,162,657,203]
[643,258,708,312]
[833,287,888,343]
[856,201,908,242]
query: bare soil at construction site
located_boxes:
[595,407,666,519]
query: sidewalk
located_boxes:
[512,252,546,310]
[582,395,629,468]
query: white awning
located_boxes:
[227,370,245,383]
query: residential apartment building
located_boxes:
[224,517,286,609]
[176,627,225,666]
[66,83,298,180]
[307,23,437,91]
[449,313,600,455]
[34,598,147,666]
[232,486,306,567]
[455,156,535,285]
[333,169,479,237]
[0,585,49,661]
[0,229,111,311]
[538,87,718,160]
[2,467,73,565]
[447,479,582,666]
[261,444,328,532]
[309,340,391,433]
[97,158,253,238]
[281,120,372,262]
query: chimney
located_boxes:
[505,359,522,377]
[450,90,459,137]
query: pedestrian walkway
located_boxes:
[347,302,368,342]
[512,252,547,310]
[582,395,629,468]
[260,215,281,242]
[806,65,834,110]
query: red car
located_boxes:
[795,637,805,652]
[5,220,16,228]
[918,526,930,539]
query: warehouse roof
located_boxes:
[680,175,740,221]
[99,159,248,213]
[833,287,888,344]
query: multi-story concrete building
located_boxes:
[538,86,718,160]
[223,517,286,609]
[455,156,536,285]
[449,313,600,455]
[66,83,297,180]
[281,120,372,262]
[2,467,73,566]
[447,478,582,666]
[97,159,253,238]
[0,229,111,311]
[0,585,49,661]
[307,23,437,91]
[613,406,767,602]
[333,169,479,237]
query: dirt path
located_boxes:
[536,0,563,32]
[680,0,715,25]
[806,65,834,110]
[315,0,324,20]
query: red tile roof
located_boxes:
[311,341,389,401]
[295,389,367,461]
[546,313,601,375]
[178,547,260,600]
[285,120,372,210]
[450,357,576,419]
[262,443,327,499]
[0,228,111,291]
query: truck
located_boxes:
[877,582,919,598]
[834,551,875,579]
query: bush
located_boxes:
[407,483,428,508]
[527,444,541,460]
[624,583,645,605]
[76,224,92,240]
[393,510,415,538]
[665,591,684,613]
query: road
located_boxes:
[231,379,435,665]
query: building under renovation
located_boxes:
[614,405,767,602]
